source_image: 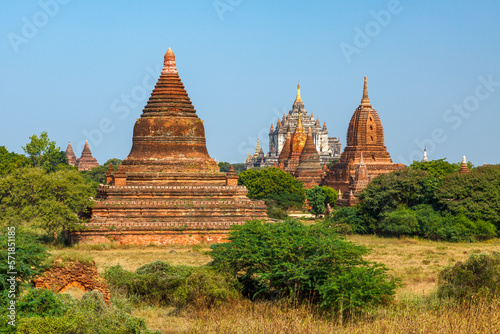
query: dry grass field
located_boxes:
[50,235,500,333]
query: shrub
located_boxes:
[438,252,500,300]
[3,289,160,334]
[306,186,326,217]
[426,214,496,242]
[379,206,419,237]
[210,219,397,316]
[323,207,366,234]
[104,261,239,308]
[320,186,338,206]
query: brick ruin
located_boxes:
[324,77,405,205]
[70,48,267,245]
[33,259,110,304]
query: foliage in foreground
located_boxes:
[0,289,160,334]
[438,252,500,300]
[104,261,240,308]
[0,230,49,294]
[210,219,397,316]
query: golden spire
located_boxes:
[296,107,304,133]
[361,76,371,107]
[295,82,302,102]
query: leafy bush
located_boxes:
[435,165,500,229]
[210,219,397,316]
[306,186,326,217]
[425,214,496,242]
[320,186,338,206]
[326,207,367,234]
[266,193,303,211]
[238,167,305,202]
[379,206,419,237]
[0,229,49,293]
[265,204,288,219]
[104,261,239,308]
[2,288,160,334]
[357,169,434,222]
[438,252,500,300]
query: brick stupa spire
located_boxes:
[65,141,77,166]
[76,140,99,171]
[79,49,267,245]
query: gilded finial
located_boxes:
[295,82,302,102]
[297,107,304,132]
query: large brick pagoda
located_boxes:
[70,48,267,245]
[324,77,404,204]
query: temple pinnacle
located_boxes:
[361,76,371,106]
[297,107,304,132]
[295,82,302,102]
[162,48,177,74]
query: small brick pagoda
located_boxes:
[70,48,267,245]
[324,77,404,205]
[66,140,99,171]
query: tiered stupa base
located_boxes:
[71,184,266,245]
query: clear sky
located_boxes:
[1,0,499,165]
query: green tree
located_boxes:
[357,169,433,225]
[320,186,338,205]
[435,165,500,229]
[22,132,68,172]
[306,186,326,217]
[210,220,397,316]
[218,162,231,173]
[0,167,96,239]
[0,146,30,176]
[379,205,419,237]
[325,207,366,234]
[232,163,246,174]
[238,167,305,201]
[81,158,122,184]
[409,158,463,179]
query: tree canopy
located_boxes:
[22,132,69,172]
[0,146,30,176]
[238,167,305,201]
[0,167,96,239]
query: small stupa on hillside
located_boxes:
[70,48,267,245]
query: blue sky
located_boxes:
[1,0,500,165]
